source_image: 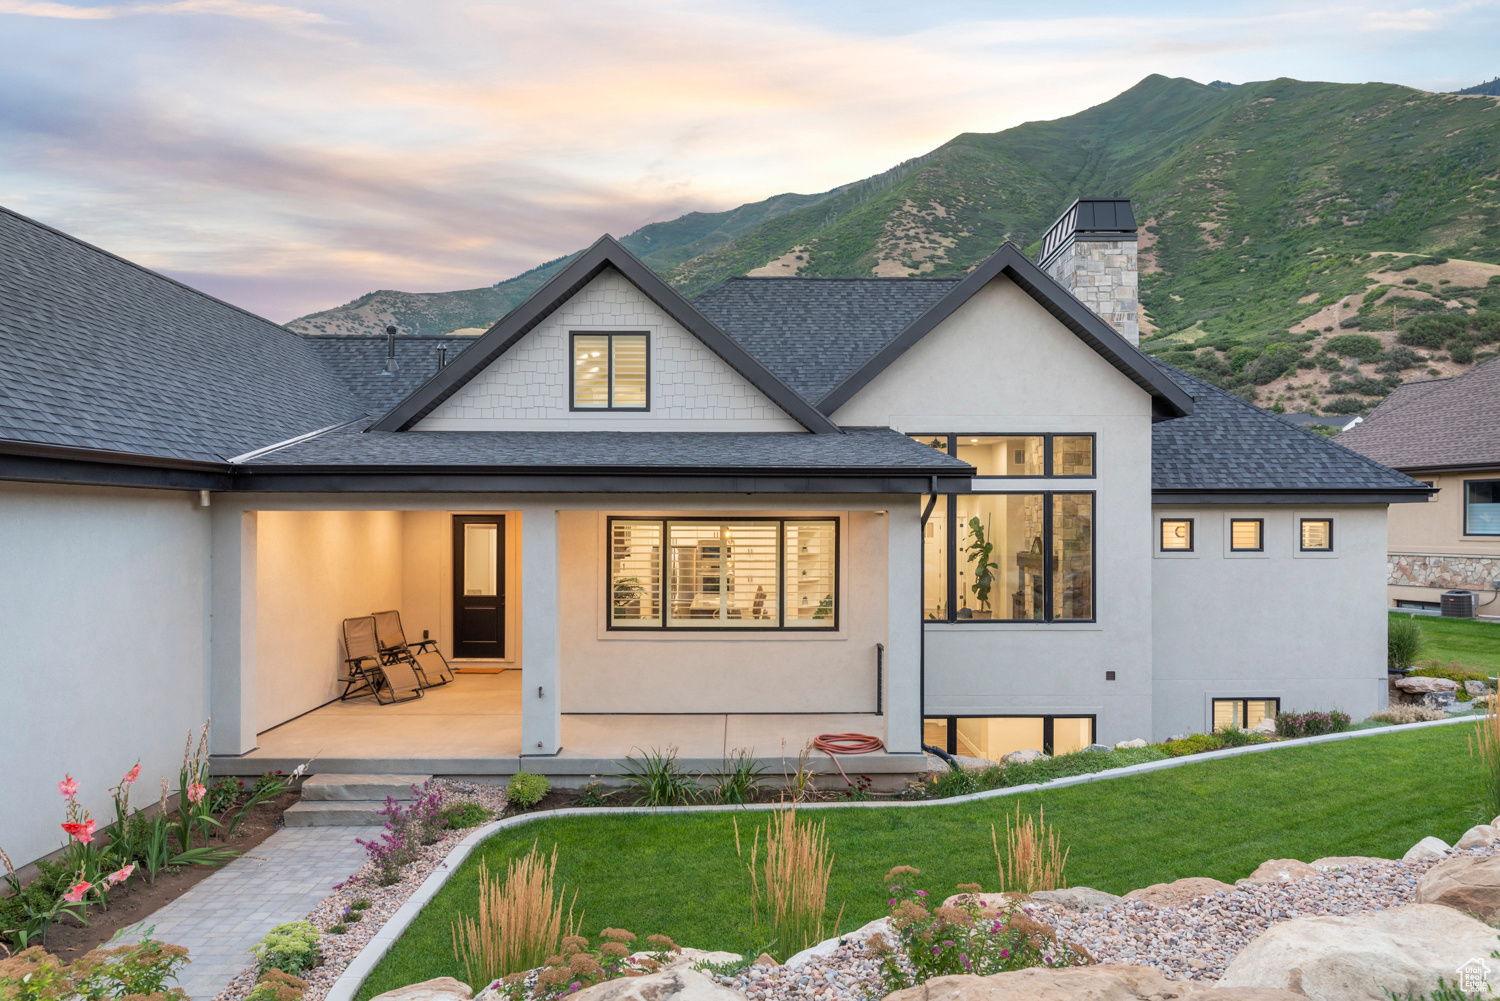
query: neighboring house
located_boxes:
[0,199,1427,868]
[1278,412,1363,432]
[1340,359,1500,614]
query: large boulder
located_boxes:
[1114,739,1147,749]
[882,966,1304,1001]
[1124,876,1234,907]
[566,969,748,1001]
[1003,749,1045,764]
[1417,854,1500,922]
[1394,676,1457,693]
[1468,680,1490,696]
[1239,859,1320,886]
[1029,887,1124,913]
[371,979,474,1001]
[1217,903,1500,1001]
[1457,824,1500,850]
[783,916,888,967]
[1402,836,1450,860]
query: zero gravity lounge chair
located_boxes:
[372,610,455,689]
[341,615,423,704]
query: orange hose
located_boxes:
[813,732,885,786]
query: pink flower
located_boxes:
[123,763,141,786]
[61,819,96,844]
[106,863,135,886]
[58,775,78,800]
[63,880,92,903]
[187,783,206,804]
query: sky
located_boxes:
[1,1,1498,322]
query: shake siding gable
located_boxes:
[416,270,804,431]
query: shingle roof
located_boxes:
[301,334,480,414]
[1339,358,1500,470]
[245,421,973,473]
[694,276,963,402]
[0,207,359,461]
[1150,360,1428,495]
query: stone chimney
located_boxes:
[1037,198,1139,346]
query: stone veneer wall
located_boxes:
[1044,239,1140,346]
[1389,553,1500,589]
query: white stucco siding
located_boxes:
[417,269,803,431]
[830,274,1157,748]
[1151,504,1389,738]
[0,481,211,868]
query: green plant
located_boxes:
[928,768,980,799]
[740,806,836,957]
[1472,698,1500,822]
[619,748,698,807]
[352,898,371,910]
[1326,334,1386,362]
[0,937,192,1001]
[1156,729,1272,757]
[439,803,491,829]
[963,517,998,613]
[1389,616,1425,671]
[505,772,551,811]
[327,924,347,936]
[208,776,245,814]
[245,969,307,1001]
[1275,710,1352,738]
[708,750,767,805]
[227,766,300,837]
[251,921,321,976]
[450,844,578,987]
[612,576,646,616]
[577,779,608,807]
[1409,660,1492,700]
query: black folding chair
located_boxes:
[373,610,454,689]
[341,615,423,704]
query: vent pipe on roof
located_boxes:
[436,344,447,371]
[383,325,400,375]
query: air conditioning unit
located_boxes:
[1442,590,1477,618]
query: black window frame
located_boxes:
[1464,479,1500,537]
[1211,697,1280,732]
[1299,517,1334,552]
[569,331,651,412]
[924,714,1097,757]
[605,516,839,631]
[1229,518,1264,552]
[925,490,1096,624]
[1160,517,1194,552]
[912,433,1096,479]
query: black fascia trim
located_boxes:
[1396,460,1500,475]
[0,440,232,489]
[368,235,839,435]
[1151,488,1433,504]
[814,243,1193,420]
[228,471,978,494]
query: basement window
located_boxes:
[1212,698,1279,732]
[924,715,1096,758]
[572,332,648,410]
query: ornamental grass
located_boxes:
[738,805,837,957]
[992,802,1068,894]
[451,842,579,988]
[1471,698,1500,821]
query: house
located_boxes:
[0,199,1428,869]
[1277,412,1363,432]
[1340,359,1500,614]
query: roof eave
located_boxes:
[1152,487,1434,504]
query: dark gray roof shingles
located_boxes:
[1339,357,1500,470]
[0,207,359,461]
[301,334,480,414]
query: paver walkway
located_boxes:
[120,826,380,1001]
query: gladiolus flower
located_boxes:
[61,819,96,844]
[123,764,141,785]
[187,783,206,804]
[106,863,135,886]
[59,775,78,799]
[63,880,91,903]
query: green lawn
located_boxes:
[358,724,1478,998]
[1392,611,1500,673]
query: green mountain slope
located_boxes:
[290,74,1500,415]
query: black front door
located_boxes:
[453,515,504,659]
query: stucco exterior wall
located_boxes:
[0,481,210,868]
[1152,504,1389,738]
[399,510,522,669]
[829,274,1157,747]
[1385,468,1500,606]
[416,268,803,431]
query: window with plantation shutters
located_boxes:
[571,331,649,410]
[607,518,837,630]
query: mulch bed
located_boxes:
[37,790,302,958]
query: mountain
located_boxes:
[1455,76,1500,97]
[289,74,1500,415]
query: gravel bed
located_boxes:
[715,944,885,1001]
[211,780,508,1001]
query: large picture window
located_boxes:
[1466,480,1500,536]
[913,433,1093,477]
[572,331,649,410]
[922,492,1093,622]
[608,518,837,629]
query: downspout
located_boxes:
[918,476,957,770]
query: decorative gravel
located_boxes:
[212,780,508,1001]
[715,944,885,1001]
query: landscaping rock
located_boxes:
[370,978,473,1001]
[1029,887,1124,913]
[1216,903,1500,1001]
[1002,749,1045,764]
[1402,836,1451,860]
[882,965,1305,1001]
[1085,744,1111,753]
[1124,877,1234,907]
[783,917,889,967]
[1239,859,1320,886]
[1457,824,1500,850]
[1114,739,1147,749]
[1308,856,1390,870]
[754,954,777,968]
[940,892,1018,916]
[1416,853,1500,922]
[1468,680,1490,696]
[1394,676,1457,693]
[1422,692,1459,711]
[661,948,744,971]
[1248,717,1278,735]
[569,969,747,1001]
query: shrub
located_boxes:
[439,802,490,829]
[619,748,697,807]
[929,767,981,799]
[982,746,1167,789]
[1324,396,1370,415]
[1156,729,1272,757]
[208,776,245,813]
[250,921,321,976]
[1338,316,1363,329]
[454,844,579,986]
[741,805,835,955]
[1,940,192,1001]
[1401,314,1468,348]
[1473,312,1500,340]
[1324,333,1384,361]
[356,797,419,885]
[708,749,767,805]
[577,779,608,807]
[1316,353,1343,372]
[1389,616,1424,671]
[409,780,446,844]
[1275,710,1352,739]
[1375,346,1424,373]
[1227,345,1260,373]
[1369,705,1448,725]
[1245,343,1304,385]
[993,802,1068,893]
[505,772,551,810]
[246,969,307,1001]
[1451,341,1476,364]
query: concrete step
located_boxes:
[282,801,400,827]
[299,773,432,802]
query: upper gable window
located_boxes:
[572,332,649,411]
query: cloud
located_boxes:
[0,0,327,23]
